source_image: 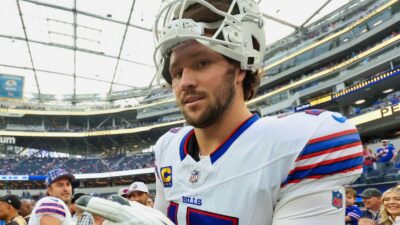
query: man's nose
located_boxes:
[180,68,198,90]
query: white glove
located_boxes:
[76,195,174,225]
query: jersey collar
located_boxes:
[179,114,260,164]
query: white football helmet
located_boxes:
[153,0,265,84]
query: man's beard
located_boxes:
[179,68,236,128]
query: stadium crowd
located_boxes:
[350,91,400,117]
[0,153,154,176]
[356,139,399,186]
[0,138,398,184]
[0,168,157,225]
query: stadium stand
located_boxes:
[0,153,155,175]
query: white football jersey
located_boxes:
[29,196,73,225]
[154,110,363,225]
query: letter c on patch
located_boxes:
[160,166,173,187]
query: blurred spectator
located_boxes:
[77,211,94,225]
[71,193,86,223]
[358,218,377,225]
[127,182,149,206]
[18,200,33,223]
[74,194,94,225]
[380,186,400,225]
[0,194,26,225]
[346,187,362,225]
[147,197,154,208]
[92,214,104,225]
[360,188,383,223]
[363,145,376,173]
[376,140,395,171]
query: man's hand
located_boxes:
[76,195,174,225]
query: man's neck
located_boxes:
[64,199,71,206]
[6,211,17,223]
[369,206,380,212]
[195,103,251,156]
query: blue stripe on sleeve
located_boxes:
[301,133,361,157]
[36,208,66,217]
[40,202,64,210]
[285,156,363,182]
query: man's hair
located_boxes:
[345,187,357,198]
[182,0,261,100]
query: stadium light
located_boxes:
[355,99,366,105]
[383,88,394,94]
[373,20,383,27]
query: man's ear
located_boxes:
[236,69,246,84]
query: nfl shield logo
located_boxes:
[189,170,200,184]
[332,191,343,209]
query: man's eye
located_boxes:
[172,70,183,79]
[196,60,209,68]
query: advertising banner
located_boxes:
[0,74,24,99]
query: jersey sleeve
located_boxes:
[273,111,363,225]
[347,206,363,221]
[154,172,169,215]
[153,131,171,215]
[33,197,68,223]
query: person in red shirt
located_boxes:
[363,145,376,173]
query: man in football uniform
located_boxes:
[151,0,363,224]
[28,168,74,225]
[77,0,363,224]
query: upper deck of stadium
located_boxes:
[0,0,377,105]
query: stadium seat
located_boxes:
[365,170,384,184]
[363,166,375,174]
[384,168,399,182]
[353,173,367,184]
